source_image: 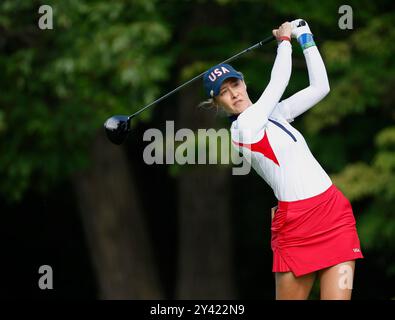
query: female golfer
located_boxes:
[202,20,363,300]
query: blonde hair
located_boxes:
[198,97,220,111]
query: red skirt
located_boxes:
[271,184,364,277]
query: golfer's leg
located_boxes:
[319,260,355,300]
[275,271,316,300]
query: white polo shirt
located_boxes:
[231,40,332,201]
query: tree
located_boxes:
[162,2,236,298]
[0,0,170,298]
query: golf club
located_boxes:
[104,20,306,145]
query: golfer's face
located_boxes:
[217,78,251,114]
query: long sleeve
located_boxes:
[235,40,292,136]
[276,45,330,122]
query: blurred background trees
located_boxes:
[0,0,394,299]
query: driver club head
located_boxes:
[104,115,131,145]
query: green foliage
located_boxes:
[305,13,395,132]
[317,11,395,255]
[0,0,171,201]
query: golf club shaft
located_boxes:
[128,35,275,120]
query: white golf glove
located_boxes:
[291,19,312,39]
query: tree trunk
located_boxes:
[175,79,235,298]
[174,2,236,300]
[73,130,162,299]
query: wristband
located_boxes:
[298,33,316,50]
[279,36,291,42]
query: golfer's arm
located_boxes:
[279,45,330,121]
[236,41,292,134]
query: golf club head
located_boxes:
[104,115,131,145]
